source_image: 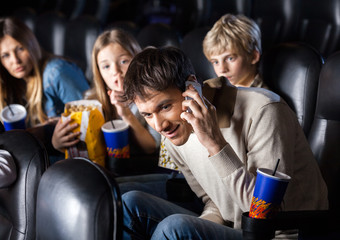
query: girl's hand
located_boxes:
[107,89,133,119]
[51,118,80,153]
[180,84,227,156]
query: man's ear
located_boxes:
[187,74,197,82]
[251,50,260,65]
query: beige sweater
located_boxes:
[164,77,328,232]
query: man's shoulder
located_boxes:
[203,76,283,108]
[238,86,281,105]
[203,76,227,89]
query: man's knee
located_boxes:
[122,190,148,206]
[153,214,195,238]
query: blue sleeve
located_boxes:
[43,58,90,117]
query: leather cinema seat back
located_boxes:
[36,157,123,240]
[138,0,212,36]
[181,27,217,83]
[105,20,140,38]
[12,7,37,32]
[0,130,49,240]
[251,0,299,53]
[260,42,323,137]
[208,0,252,27]
[35,11,67,56]
[63,15,102,83]
[79,0,110,25]
[308,51,340,213]
[296,0,340,58]
[137,23,181,49]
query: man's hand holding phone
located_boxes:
[181,80,227,157]
[185,80,203,113]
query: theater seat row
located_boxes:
[4,7,336,142]
[11,0,340,59]
[1,50,339,240]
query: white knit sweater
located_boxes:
[164,77,328,233]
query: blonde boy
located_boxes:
[203,14,267,88]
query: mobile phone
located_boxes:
[185,80,203,113]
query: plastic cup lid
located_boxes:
[257,168,291,182]
[101,120,129,133]
[1,104,27,122]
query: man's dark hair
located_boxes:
[124,46,196,102]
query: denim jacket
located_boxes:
[43,58,90,117]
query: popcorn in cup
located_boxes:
[62,100,106,167]
[1,104,26,131]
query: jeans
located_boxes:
[122,190,243,240]
[117,172,204,214]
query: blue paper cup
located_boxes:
[101,120,130,158]
[1,104,27,131]
[249,168,291,219]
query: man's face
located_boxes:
[135,87,193,146]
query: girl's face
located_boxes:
[97,43,133,92]
[0,35,33,81]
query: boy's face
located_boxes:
[209,50,259,87]
[135,87,193,146]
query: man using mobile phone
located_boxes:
[121,46,328,239]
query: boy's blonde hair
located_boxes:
[203,14,261,62]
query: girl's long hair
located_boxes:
[88,28,141,121]
[0,17,49,126]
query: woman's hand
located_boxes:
[51,118,80,153]
[180,84,227,156]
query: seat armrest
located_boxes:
[242,210,339,240]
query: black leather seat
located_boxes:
[137,23,181,49]
[79,0,110,25]
[34,11,67,56]
[12,7,37,32]
[180,27,217,83]
[0,130,49,240]
[260,42,323,137]
[295,0,340,58]
[241,51,340,240]
[105,20,140,38]
[36,157,123,240]
[138,0,211,36]
[308,51,340,213]
[250,0,299,53]
[58,0,84,19]
[208,0,252,26]
[63,15,102,82]
[36,0,61,14]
